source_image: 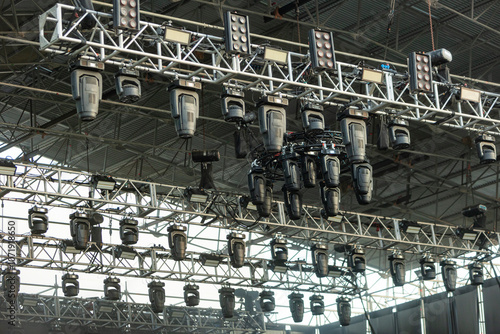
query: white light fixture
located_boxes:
[199,253,222,267]
[92,175,116,190]
[460,87,481,103]
[400,220,421,234]
[115,245,137,260]
[457,228,478,241]
[185,187,209,203]
[61,240,81,254]
[263,47,288,64]
[164,27,191,45]
[361,68,384,84]
[0,159,17,176]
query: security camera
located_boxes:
[70,60,104,121]
[115,68,141,103]
[168,79,202,139]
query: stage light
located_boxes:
[114,245,137,260]
[337,297,351,326]
[320,182,340,218]
[248,163,266,205]
[113,0,140,30]
[70,211,90,250]
[475,134,496,164]
[164,27,191,45]
[270,236,288,269]
[348,246,366,273]
[224,11,251,55]
[227,232,246,268]
[440,260,457,292]
[456,228,478,241]
[2,268,20,303]
[288,292,304,323]
[89,212,104,226]
[259,290,275,312]
[400,220,421,234]
[308,29,336,71]
[361,68,384,84]
[319,145,340,188]
[257,181,273,218]
[115,68,141,103]
[199,253,222,267]
[168,79,201,139]
[427,48,452,66]
[311,243,329,277]
[19,294,39,307]
[166,224,187,261]
[257,95,287,153]
[192,150,221,163]
[92,175,116,191]
[0,159,16,175]
[70,59,104,121]
[104,277,121,301]
[184,283,200,306]
[119,218,139,245]
[468,262,484,286]
[184,186,209,203]
[328,265,343,277]
[282,151,301,192]
[221,88,245,123]
[169,306,185,318]
[351,162,373,205]
[310,294,325,316]
[301,103,324,135]
[419,255,436,280]
[219,285,236,318]
[339,108,369,163]
[61,239,81,254]
[148,280,165,313]
[28,206,48,235]
[389,251,405,287]
[462,204,487,217]
[95,299,114,313]
[458,86,481,103]
[264,46,288,64]
[408,52,432,93]
[388,119,410,150]
[62,273,79,297]
[300,152,317,188]
[282,187,302,221]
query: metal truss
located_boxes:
[39,4,500,136]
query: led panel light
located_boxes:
[113,0,140,30]
[264,47,288,64]
[0,159,17,176]
[115,245,137,259]
[401,220,421,234]
[457,228,478,241]
[61,240,81,254]
[185,187,209,203]
[164,28,191,45]
[224,11,251,55]
[408,52,432,93]
[309,29,336,71]
[361,68,384,84]
[92,175,116,190]
[460,87,481,103]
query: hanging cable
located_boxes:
[428,0,435,50]
[383,0,396,60]
[296,0,301,54]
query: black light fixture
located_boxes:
[351,162,373,205]
[219,285,236,318]
[184,283,200,306]
[310,294,325,316]
[468,262,484,286]
[259,290,275,313]
[224,11,251,55]
[248,163,266,205]
[319,144,340,188]
[282,150,301,192]
[28,206,48,235]
[388,119,410,150]
[462,204,487,228]
[2,268,20,303]
[192,149,221,190]
[308,29,336,71]
[114,245,137,260]
[115,68,141,103]
[320,181,340,218]
[337,297,351,326]
[257,181,273,218]
[456,228,478,241]
[104,277,121,301]
[221,88,245,122]
[113,0,140,30]
[270,236,288,272]
[400,220,421,234]
[61,239,81,254]
[168,224,187,261]
[69,211,91,250]
[348,246,366,273]
[227,232,246,268]
[0,159,17,175]
[95,299,114,313]
[168,79,202,139]
[475,134,496,164]
[301,152,317,188]
[301,103,325,135]
[440,259,457,292]
[257,95,287,153]
[184,186,209,203]
[389,251,405,287]
[199,253,222,267]
[282,186,303,221]
[288,291,304,323]
[89,212,103,250]
[311,243,329,277]
[419,254,436,280]
[339,108,369,163]
[70,59,104,121]
[62,273,79,297]
[427,48,452,66]
[119,218,139,245]
[148,280,165,313]
[92,175,116,191]
[408,52,432,93]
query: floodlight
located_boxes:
[339,108,369,163]
[311,243,329,277]
[257,95,287,153]
[119,218,139,245]
[185,186,208,203]
[113,0,140,30]
[282,151,301,192]
[248,164,266,205]
[0,159,16,175]
[115,68,141,103]
[419,255,436,280]
[475,134,496,164]
[301,103,324,135]
[308,29,336,71]
[270,236,288,267]
[459,86,481,103]
[184,283,200,306]
[69,211,91,250]
[169,306,185,318]
[408,52,432,93]
[427,48,452,66]
[104,277,121,301]
[388,118,410,150]
[227,232,246,268]
[164,27,191,45]
[389,252,405,287]
[70,59,104,121]
[2,268,20,303]
[328,265,344,277]
[224,11,251,55]
[462,204,487,217]
[221,88,245,122]
[400,220,421,234]
[282,187,302,221]
[440,260,457,292]
[310,294,324,316]
[95,299,114,313]
[168,79,202,139]
[351,162,373,205]
[114,245,137,260]
[468,262,483,286]
[168,224,187,261]
[62,273,79,297]
[319,145,340,188]
[361,68,384,84]
[92,175,116,191]
[219,285,236,318]
[257,182,273,218]
[61,239,81,254]
[456,228,478,241]
[19,294,39,307]
[259,290,275,313]
[264,47,288,64]
[148,280,165,313]
[320,182,340,218]
[348,246,366,273]
[300,152,317,188]
[288,292,304,323]
[199,253,222,267]
[28,206,48,235]
[336,297,351,326]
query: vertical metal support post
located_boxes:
[420,279,427,334]
[477,284,486,334]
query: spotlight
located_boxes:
[468,262,483,286]
[389,251,405,287]
[199,253,222,267]
[319,145,340,188]
[440,260,457,292]
[28,206,48,235]
[270,236,288,270]
[219,285,236,318]
[301,103,324,135]
[62,273,79,297]
[61,239,81,254]
[257,95,287,153]
[348,246,366,273]
[163,26,191,45]
[408,52,432,93]
[224,11,251,55]
[282,187,302,221]
[337,297,351,326]
[148,280,165,313]
[167,224,187,261]
[259,290,275,312]
[119,218,139,245]
[361,68,384,84]
[311,243,329,277]
[339,108,369,163]
[419,254,436,280]
[114,245,137,260]
[0,159,16,175]
[257,181,273,218]
[115,68,141,103]
[388,119,410,150]
[459,86,481,103]
[70,59,104,121]
[89,212,104,226]
[400,220,421,234]
[263,46,288,64]
[320,182,340,218]
[92,175,116,191]
[184,283,200,306]
[104,277,121,301]
[301,152,317,188]
[351,162,373,205]
[475,134,496,164]
[308,29,336,71]
[310,294,325,316]
[248,163,266,205]
[427,48,452,66]
[288,291,304,323]
[113,0,140,30]
[282,151,301,192]
[227,232,246,268]
[168,79,201,139]
[69,211,91,250]
[221,88,245,122]
[456,228,478,241]
[2,268,20,303]
[184,186,208,203]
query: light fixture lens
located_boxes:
[460,87,481,103]
[164,28,191,45]
[263,47,288,64]
[361,68,384,84]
